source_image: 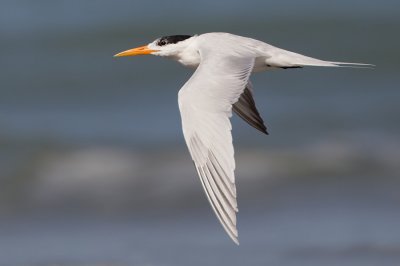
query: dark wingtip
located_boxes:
[261,127,269,135]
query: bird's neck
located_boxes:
[171,39,201,69]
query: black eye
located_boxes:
[158,39,167,46]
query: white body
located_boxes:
[149,32,366,71]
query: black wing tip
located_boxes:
[258,124,269,135]
[258,126,269,135]
[232,84,270,135]
[252,123,269,135]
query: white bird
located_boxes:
[114,32,371,244]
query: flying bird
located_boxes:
[114,32,371,244]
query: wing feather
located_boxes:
[178,45,255,244]
[233,81,268,134]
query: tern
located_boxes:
[115,32,371,244]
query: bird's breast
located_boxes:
[177,55,200,69]
[175,48,201,69]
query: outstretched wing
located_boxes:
[178,47,255,244]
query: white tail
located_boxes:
[266,48,374,68]
[325,61,375,68]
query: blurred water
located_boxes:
[1,176,400,266]
[1,0,400,265]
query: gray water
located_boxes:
[1,0,400,265]
[1,176,400,266]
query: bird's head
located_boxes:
[114,35,195,58]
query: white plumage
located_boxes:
[115,32,372,244]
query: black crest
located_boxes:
[157,35,192,46]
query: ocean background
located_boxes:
[0,0,399,265]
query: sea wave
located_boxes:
[1,133,398,214]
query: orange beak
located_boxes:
[114,45,158,57]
